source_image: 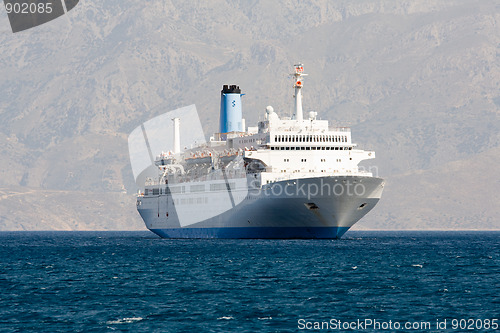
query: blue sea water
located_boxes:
[0,231,498,332]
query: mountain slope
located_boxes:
[0,0,498,230]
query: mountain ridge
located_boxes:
[0,0,498,230]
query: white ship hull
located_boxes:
[137,175,384,239]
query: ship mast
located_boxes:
[172,117,180,155]
[291,63,308,122]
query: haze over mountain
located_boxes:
[0,0,499,231]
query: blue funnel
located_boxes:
[220,85,242,133]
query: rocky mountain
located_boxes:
[0,0,498,230]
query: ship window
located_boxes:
[190,185,205,192]
[210,183,227,191]
[152,188,159,195]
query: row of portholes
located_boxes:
[271,146,353,151]
[275,134,347,143]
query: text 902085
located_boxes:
[5,2,53,14]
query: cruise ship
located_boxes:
[136,64,384,238]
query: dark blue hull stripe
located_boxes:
[149,227,350,239]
